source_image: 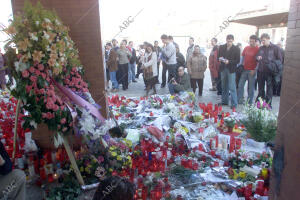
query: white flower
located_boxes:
[35,21,40,26]
[43,31,50,40]
[14,61,29,72]
[30,120,37,129]
[44,18,51,23]
[55,19,61,25]
[29,32,38,41]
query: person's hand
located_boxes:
[257,56,262,60]
[0,155,5,166]
[250,70,256,76]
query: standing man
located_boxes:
[106,43,119,92]
[256,33,283,106]
[112,39,119,51]
[209,38,221,93]
[175,44,185,69]
[154,41,161,83]
[161,34,177,88]
[273,41,285,96]
[128,41,137,83]
[186,37,195,62]
[237,35,259,105]
[218,34,240,109]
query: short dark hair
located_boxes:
[177,66,185,71]
[226,34,234,40]
[161,34,168,40]
[212,38,218,43]
[250,35,257,41]
[189,37,194,42]
[106,43,112,47]
[92,176,135,200]
[260,33,270,40]
[129,41,133,44]
[168,35,173,40]
[112,39,117,43]
[122,39,128,45]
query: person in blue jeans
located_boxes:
[237,35,259,105]
[218,34,240,109]
[128,41,137,83]
[106,43,119,92]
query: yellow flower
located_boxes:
[109,168,113,172]
[17,38,31,52]
[5,25,16,35]
[170,95,174,100]
[125,140,132,147]
[50,53,58,60]
[239,171,246,179]
[32,50,44,63]
[111,152,117,157]
[48,58,56,67]
[183,127,189,133]
[85,167,90,173]
[117,156,122,161]
[80,166,84,172]
[48,32,56,43]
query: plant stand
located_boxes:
[62,134,85,185]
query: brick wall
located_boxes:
[11,0,107,117]
[270,0,300,199]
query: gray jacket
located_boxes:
[162,42,177,65]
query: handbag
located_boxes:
[143,53,153,80]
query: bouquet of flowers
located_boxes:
[1,2,95,137]
[240,98,277,142]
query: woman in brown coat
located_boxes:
[187,45,207,96]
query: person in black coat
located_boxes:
[218,34,240,109]
[175,45,185,69]
[0,142,26,199]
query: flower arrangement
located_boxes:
[240,98,277,142]
[2,2,93,136]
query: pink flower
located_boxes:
[97,156,104,163]
[69,122,73,127]
[29,66,35,73]
[62,127,68,132]
[38,64,44,71]
[57,125,61,129]
[53,105,59,111]
[26,85,32,93]
[41,73,46,79]
[35,70,41,76]
[39,89,45,94]
[30,75,37,83]
[60,118,66,124]
[22,70,29,78]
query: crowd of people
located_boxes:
[105,32,284,108]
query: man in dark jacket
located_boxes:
[175,45,185,70]
[256,33,283,106]
[128,41,137,83]
[168,66,191,94]
[218,34,240,109]
[154,41,161,83]
[0,142,26,200]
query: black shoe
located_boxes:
[161,84,165,88]
[218,102,228,106]
[132,80,137,83]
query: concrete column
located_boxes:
[270,0,300,199]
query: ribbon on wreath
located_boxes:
[51,78,105,122]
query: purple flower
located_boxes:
[97,156,104,163]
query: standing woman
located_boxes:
[187,45,207,96]
[142,43,158,96]
[117,41,132,90]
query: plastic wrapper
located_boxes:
[81,182,99,190]
[147,126,164,142]
[24,132,38,152]
[203,125,218,139]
